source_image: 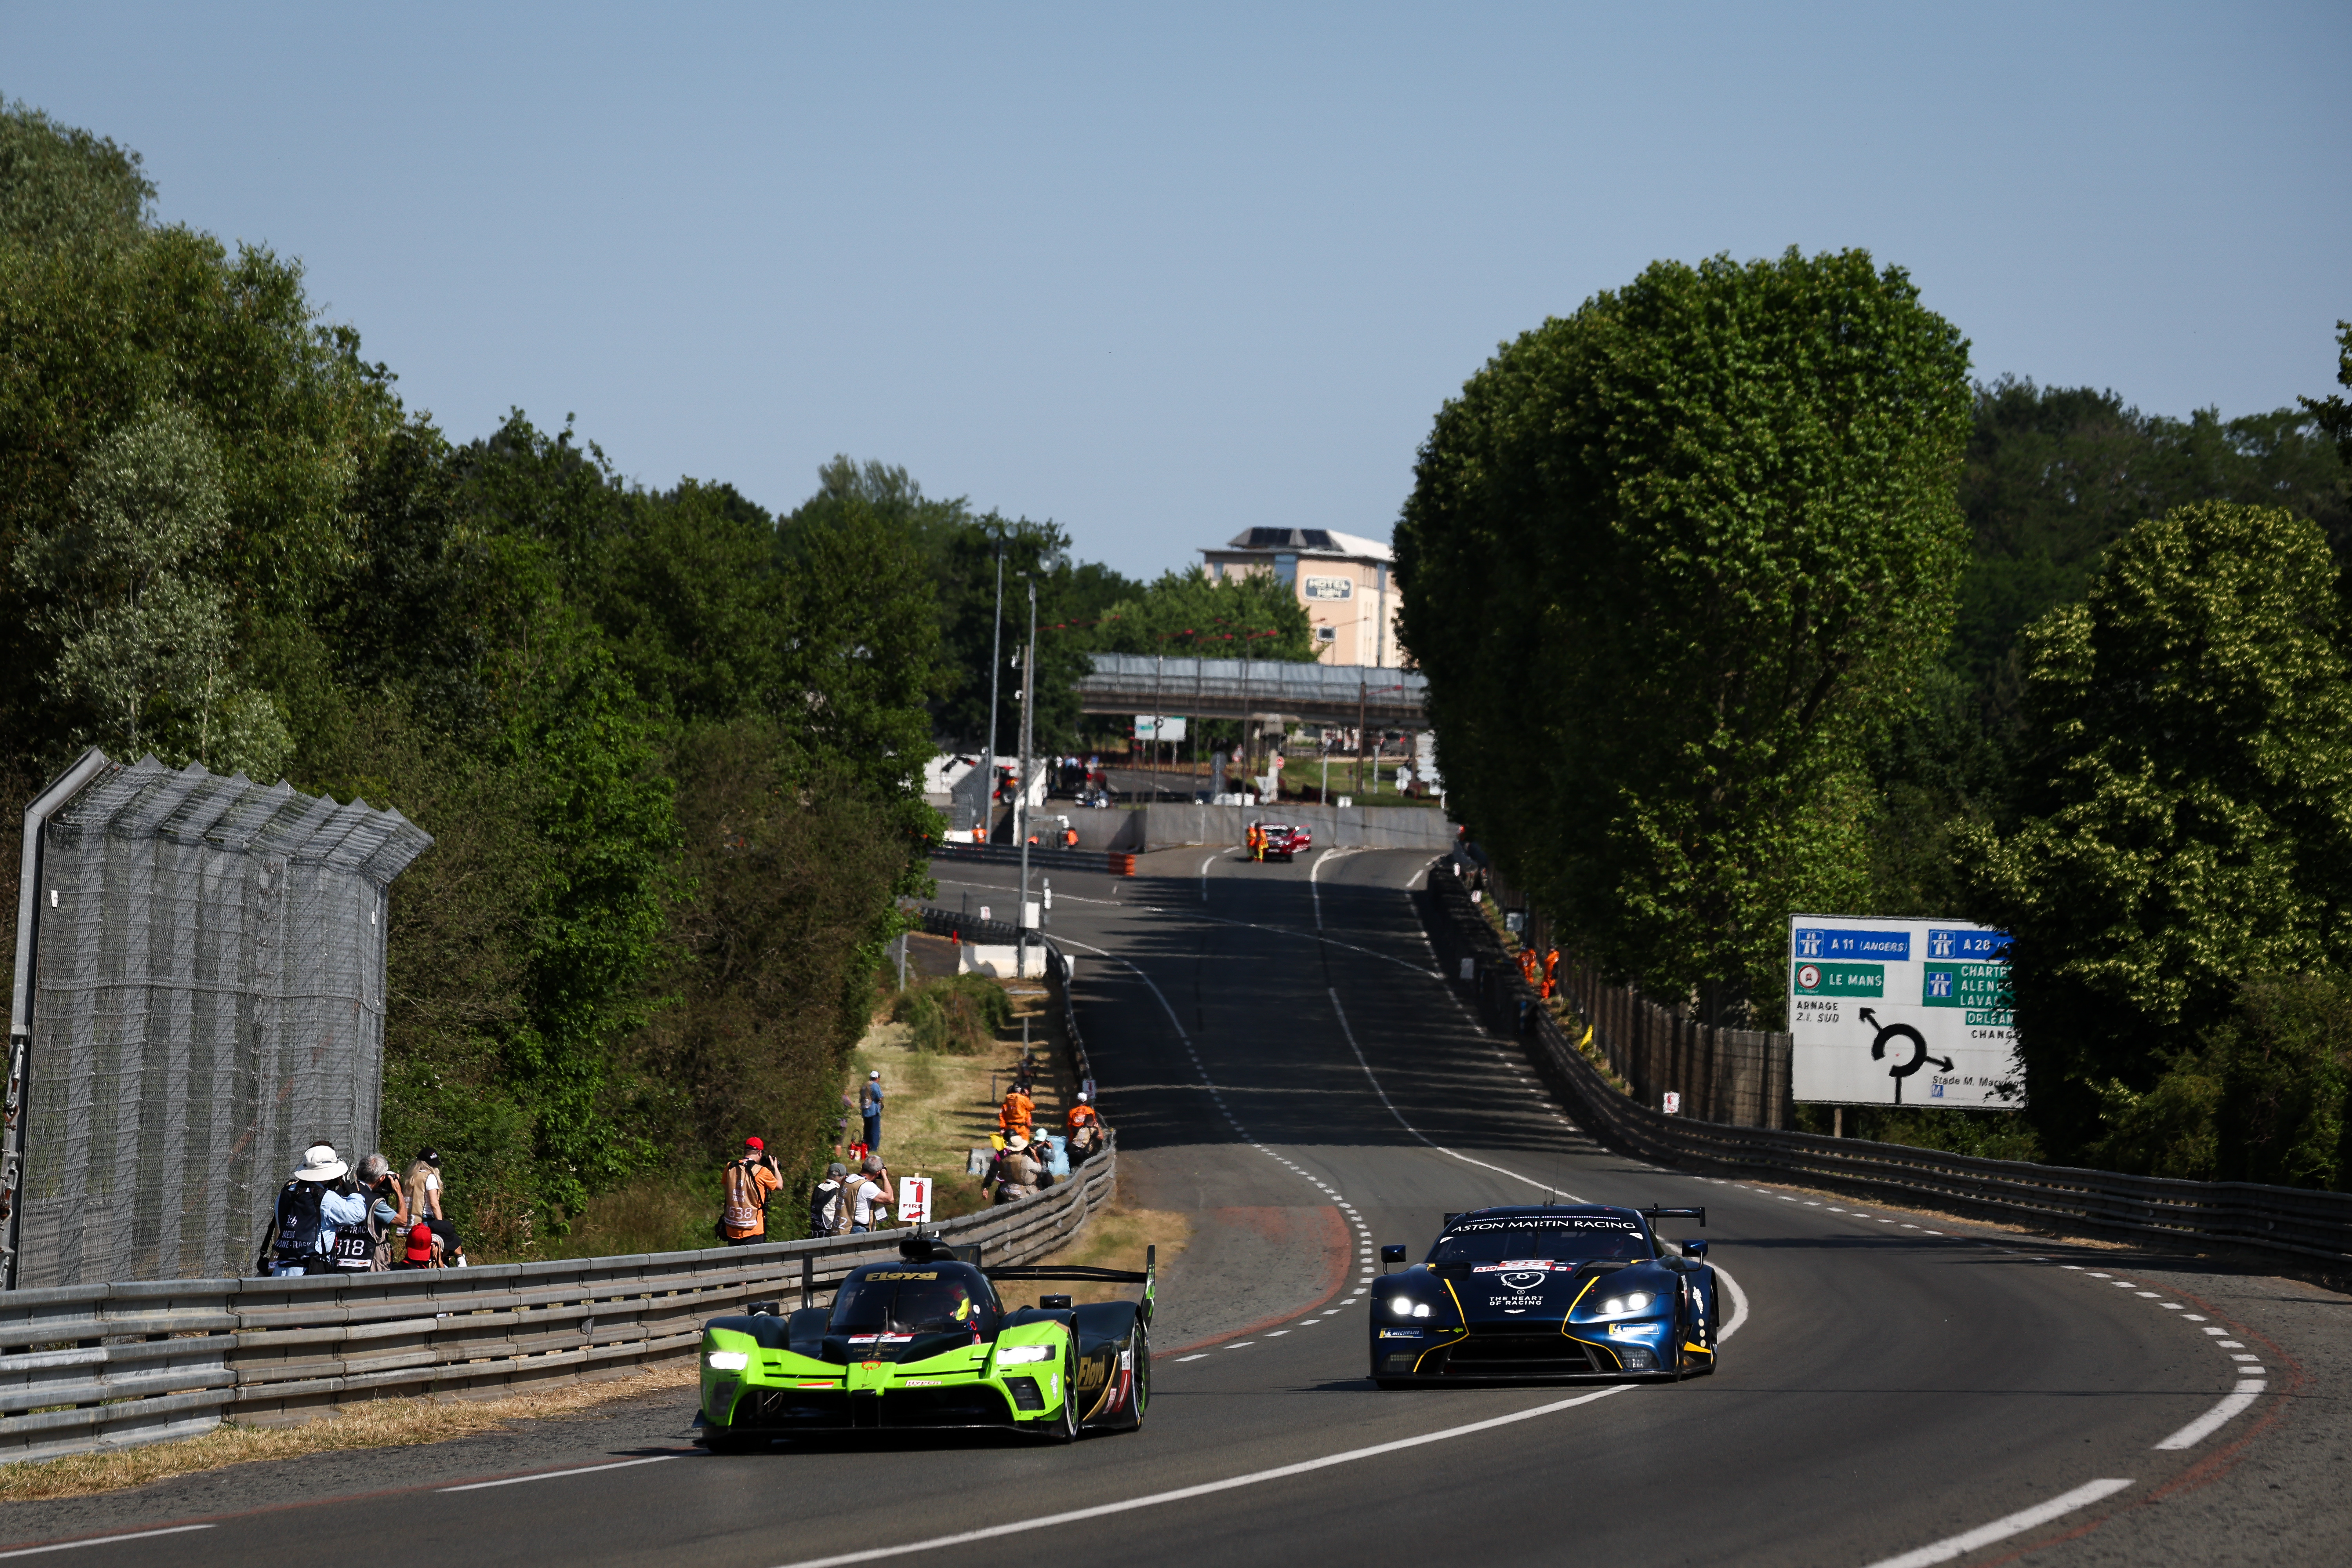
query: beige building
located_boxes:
[1200,527,1401,668]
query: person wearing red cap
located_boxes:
[720,1136,782,1246]
[395,1220,440,1270]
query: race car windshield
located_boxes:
[829,1277,992,1335]
[1429,1220,1652,1264]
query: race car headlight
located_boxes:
[704,1350,750,1371]
[996,1344,1056,1365]
[1384,1296,1432,1319]
[1593,1291,1654,1319]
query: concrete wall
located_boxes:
[1132,800,1456,853]
[1061,809,1146,852]
[958,944,1044,978]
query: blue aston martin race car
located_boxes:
[1369,1204,1718,1385]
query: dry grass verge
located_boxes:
[0,1361,697,1504]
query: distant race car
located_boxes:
[1252,822,1311,861]
[696,1235,1153,1448]
[1369,1204,1718,1385]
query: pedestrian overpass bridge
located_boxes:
[1075,653,1428,729]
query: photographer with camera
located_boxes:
[847,1155,895,1234]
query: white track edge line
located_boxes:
[0,1526,215,1559]
[438,1454,676,1492]
[1859,1477,2135,1568]
[766,1385,1632,1568]
[2153,1380,2268,1450]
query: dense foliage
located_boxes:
[0,104,950,1248]
[1959,503,2352,1176]
[1396,249,1973,1012]
[1400,244,2352,1184]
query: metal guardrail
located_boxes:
[915,906,1026,946]
[930,842,1137,877]
[1423,860,2352,1267]
[0,1144,1116,1465]
[0,933,1116,1466]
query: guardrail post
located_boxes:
[800,1253,813,1311]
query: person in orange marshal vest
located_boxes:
[998,1084,1034,1141]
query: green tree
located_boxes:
[2299,321,2352,472]
[13,406,290,777]
[0,150,394,772]
[627,720,910,1183]
[1397,248,1973,1011]
[1955,377,2348,715]
[1090,568,1318,662]
[0,98,152,251]
[0,100,968,1249]
[926,513,1133,752]
[784,455,976,577]
[1958,503,2352,1166]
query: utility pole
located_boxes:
[979,548,1005,845]
[1152,651,1165,795]
[1356,673,1369,802]
[1017,578,1038,979]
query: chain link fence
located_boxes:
[7,752,432,1290]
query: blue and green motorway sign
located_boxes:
[1922,961,2012,1026]
[1788,915,2020,1108]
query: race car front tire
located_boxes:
[1049,1342,1080,1442]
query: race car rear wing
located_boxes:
[1639,1207,1705,1226]
[988,1246,1157,1324]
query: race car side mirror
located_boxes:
[1380,1244,1407,1273]
[1680,1240,1708,1259]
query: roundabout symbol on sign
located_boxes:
[1859,1006,1953,1105]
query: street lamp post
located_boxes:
[1017,579,1038,978]
[1152,651,1165,794]
[981,550,1004,844]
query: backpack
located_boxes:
[270,1181,325,1261]
[809,1179,847,1237]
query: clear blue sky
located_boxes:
[8,3,2347,580]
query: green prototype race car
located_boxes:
[697,1234,1154,1448]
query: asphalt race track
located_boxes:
[5,847,2347,1566]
